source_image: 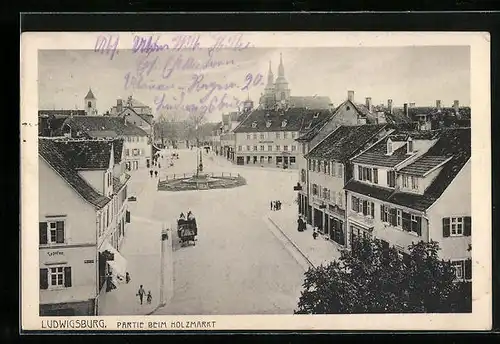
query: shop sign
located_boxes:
[47,251,64,257]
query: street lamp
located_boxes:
[159,226,169,307]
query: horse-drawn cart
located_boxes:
[177,219,197,246]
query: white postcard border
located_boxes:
[21,31,492,331]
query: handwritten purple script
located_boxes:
[94,32,260,115]
[94,34,120,60]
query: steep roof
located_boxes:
[289,96,332,109]
[306,124,387,162]
[51,138,124,169]
[113,174,131,194]
[351,130,441,168]
[63,116,149,137]
[345,128,471,211]
[120,107,154,125]
[233,108,331,133]
[85,89,96,100]
[39,139,110,209]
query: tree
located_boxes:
[186,110,207,147]
[154,110,181,147]
[295,237,472,314]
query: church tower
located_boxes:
[260,61,276,109]
[274,53,290,104]
[84,88,97,116]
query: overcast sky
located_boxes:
[38,46,470,122]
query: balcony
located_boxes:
[349,210,375,227]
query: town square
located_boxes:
[35,43,472,316]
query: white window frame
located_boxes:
[397,210,402,227]
[268,145,272,151]
[451,260,465,280]
[291,145,296,151]
[291,132,296,139]
[48,265,66,289]
[238,146,242,151]
[284,145,289,151]
[260,133,265,139]
[411,176,419,190]
[402,175,409,188]
[450,217,464,236]
[43,219,66,245]
[246,134,251,140]
[253,133,257,139]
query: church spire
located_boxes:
[278,53,285,77]
[267,61,274,86]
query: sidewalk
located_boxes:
[268,204,342,268]
[98,164,173,315]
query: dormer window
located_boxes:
[251,121,257,128]
[266,120,272,128]
[281,120,288,128]
[387,139,393,155]
[313,113,319,119]
[407,137,414,154]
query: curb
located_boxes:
[267,216,315,269]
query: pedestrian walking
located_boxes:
[270,201,273,211]
[297,217,303,232]
[137,285,146,305]
[147,291,152,304]
[149,170,153,178]
[154,170,158,178]
[126,272,131,284]
[158,163,161,168]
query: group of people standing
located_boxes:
[297,215,321,239]
[149,154,163,178]
[270,200,282,211]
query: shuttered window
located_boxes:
[40,220,65,244]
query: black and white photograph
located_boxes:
[21,31,491,331]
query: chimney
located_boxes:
[387,99,393,114]
[117,99,123,113]
[436,99,442,110]
[453,100,460,113]
[347,90,354,102]
[403,103,409,117]
[409,102,416,108]
[365,97,372,111]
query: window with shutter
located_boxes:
[373,168,378,184]
[362,200,368,216]
[352,196,358,212]
[56,221,65,243]
[442,218,451,237]
[464,216,472,236]
[40,268,48,289]
[64,267,72,287]
[358,166,362,180]
[39,222,48,245]
[402,212,411,231]
[390,208,398,226]
[380,205,385,221]
[338,164,343,178]
[464,259,472,280]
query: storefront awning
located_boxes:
[99,241,127,282]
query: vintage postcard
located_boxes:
[21,31,491,331]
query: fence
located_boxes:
[161,172,241,182]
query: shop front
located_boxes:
[98,241,128,295]
[349,220,374,251]
[39,245,98,316]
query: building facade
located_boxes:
[301,124,392,247]
[233,108,332,169]
[39,138,130,316]
[60,116,151,171]
[344,128,472,280]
